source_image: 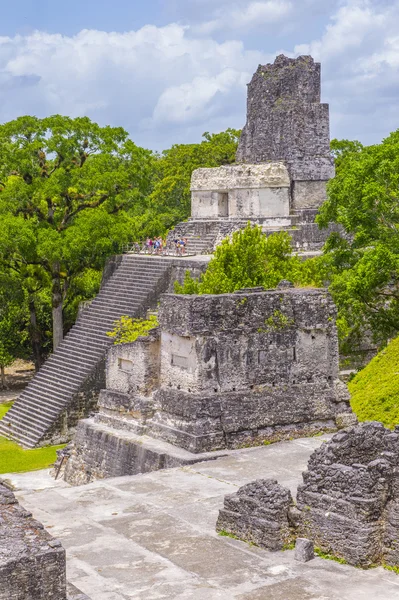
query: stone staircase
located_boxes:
[169,211,337,256]
[0,256,175,448]
[168,220,221,254]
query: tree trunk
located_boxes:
[52,266,64,351]
[29,298,42,372]
[0,366,7,390]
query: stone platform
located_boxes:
[5,436,399,600]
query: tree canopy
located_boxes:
[175,223,319,295]
[0,114,154,353]
[317,130,399,348]
[0,118,241,366]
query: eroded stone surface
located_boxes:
[297,422,399,567]
[236,54,334,209]
[0,481,66,600]
[216,479,294,551]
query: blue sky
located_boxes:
[0,0,398,150]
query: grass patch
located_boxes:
[348,336,399,428]
[314,547,347,565]
[0,435,65,474]
[0,401,13,420]
[383,564,399,575]
[218,529,241,541]
[0,400,64,474]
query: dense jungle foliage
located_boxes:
[0,116,239,370]
[0,113,398,379]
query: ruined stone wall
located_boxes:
[148,286,353,452]
[297,422,399,567]
[97,330,160,434]
[216,479,295,551]
[236,55,334,209]
[0,482,67,599]
[191,163,291,219]
[214,422,399,569]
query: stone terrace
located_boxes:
[5,436,399,600]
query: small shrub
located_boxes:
[107,315,158,345]
[174,223,320,295]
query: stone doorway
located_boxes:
[217,192,229,217]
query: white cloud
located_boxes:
[292,0,399,143]
[153,69,249,124]
[0,0,398,151]
[0,25,268,149]
[294,0,387,60]
[195,1,293,34]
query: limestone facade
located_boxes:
[64,284,354,485]
[191,163,291,220]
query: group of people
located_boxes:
[142,236,188,255]
[146,237,165,254]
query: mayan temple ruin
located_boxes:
[64,283,354,485]
[4,53,397,599]
[0,54,337,449]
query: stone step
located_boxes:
[4,406,54,428]
[0,423,37,448]
[2,253,176,447]
[32,369,84,388]
[0,412,48,436]
[51,343,103,362]
[15,394,67,416]
[46,351,100,370]
[20,390,71,411]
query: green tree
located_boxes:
[140,129,240,234]
[0,275,29,388]
[317,131,399,348]
[175,224,317,294]
[0,115,154,350]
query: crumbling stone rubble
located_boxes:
[216,422,399,569]
[297,421,399,567]
[216,479,295,551]
[0,481,67,600]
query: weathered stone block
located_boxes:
[297,422,399,567]
[295,538,314,562]
[0,482,67,600]
[216,479,295,551]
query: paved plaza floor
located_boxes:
[4,435,399,600]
